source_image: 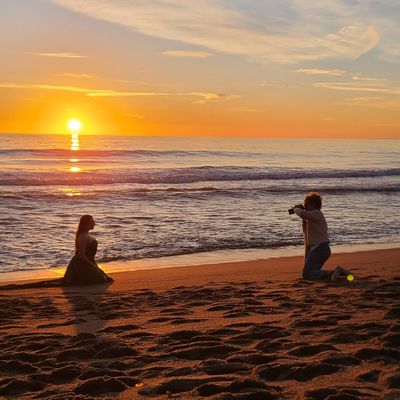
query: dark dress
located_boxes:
[0,237,113,291]
[63,238,113,286]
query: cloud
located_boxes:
[162,50,214,58]
[49,0,384,64]
[260,80,297,89]
[60,73,94,78]
[0,82,90,93]
[27,52,87,58]
[374,122,400,128]
[352,75,387,82]
[0,82,238,102]
[230,107,265,113]
[186,92,236,100]
[187,92,240,104]
[87,90,239,102]
[340,96,400,108]
[312,82,400,94]
[117,79,149,85]
[295,68,346,76]
[86,90,168,97]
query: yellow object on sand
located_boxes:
[347,274,354,282]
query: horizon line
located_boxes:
[0,132,398,141]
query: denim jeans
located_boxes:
[303,243,331,280]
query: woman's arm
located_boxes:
[76,234,98,268]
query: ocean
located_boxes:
[0,134,399,275]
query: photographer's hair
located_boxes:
[304,192,322,209]
[75,215,93,252]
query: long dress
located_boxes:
[0,238,113,291]
[63,238,113,286]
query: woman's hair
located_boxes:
[75,215,93,252]
[304,192,322,209]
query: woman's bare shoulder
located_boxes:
[77,232,90,242]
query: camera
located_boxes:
[288,203,304,215]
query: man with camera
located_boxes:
[290,192,347,281]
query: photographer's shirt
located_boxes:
[294,208,329,247]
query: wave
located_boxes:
[96,240,301,263]
[2,239,302,273]
[0,166,399,186]
[0,234,302,273]
[0,148,256,158]
[1,184,399,203]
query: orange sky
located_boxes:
[1,1,399,138]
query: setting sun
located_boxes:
[67,118,82,133]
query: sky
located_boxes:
[0,0,399,138]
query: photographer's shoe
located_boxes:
[331,267,342,282]
[337,266,351,276]
[332,266,353,282]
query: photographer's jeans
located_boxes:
[303,243,331,280]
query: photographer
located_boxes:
[292,192,333,280]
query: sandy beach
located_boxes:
[0,248,399,399]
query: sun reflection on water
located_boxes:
[59,188,82,197]
[71,132,80,151]
[68,119,82,173]
[68,133,82,173]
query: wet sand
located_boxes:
[0,248,399,399]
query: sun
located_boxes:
[67,118,82,133]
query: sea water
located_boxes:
[0,134,399,274]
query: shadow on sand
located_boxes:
[61,283,113,335]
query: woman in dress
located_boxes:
[63,215,113,285]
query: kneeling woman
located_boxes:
[63,215,113,285]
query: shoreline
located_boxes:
[0,241,399,285]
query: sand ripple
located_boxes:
[0,275,399,398]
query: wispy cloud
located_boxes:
[295,68,346,76]
[86,90,169,97]
[260,80,297,89]
[186,92,236,100]
[0,82,238,103]
[312,82,400,94]
[117,79,149,86]
[59,73,94,78]
[87,90,239,102]
[340,96,400,108]
[187,92,240,104]
[374,122,400,128]
[0,82,90,93]
[230,107,265,113]
[49,0,385,64]
[27,52,87,58]
[352,75,387,82]
[162,50,214,58]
